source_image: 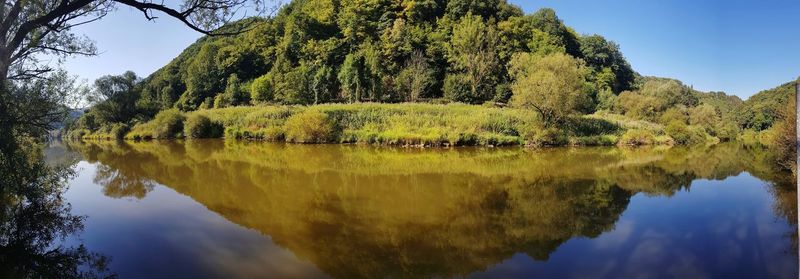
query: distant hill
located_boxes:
[738,80,797,131]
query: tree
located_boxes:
[338,52,367,103]
[251,73,274,104]
[688,104,719,134]
[579,35,635,92]
[444,0,521,21]
[616,78,698,121]
[89,71,139,124]
[214,74,249,108]
[768,95,796,174]
[311,65,336,104]
[396,50,434,102]
[447,14,500,103]
[528,8,581,57]
[509,52,590,126]
[0,0,279,155]
[180,43,224,110]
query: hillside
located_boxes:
[67,0,785,148]
[737,80,797,131]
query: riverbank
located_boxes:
[69,103,705,147]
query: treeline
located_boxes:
[66,0,795,151]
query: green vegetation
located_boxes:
[283,110,334,143]
[762,91,797,175]
[184,114,224,139]
[619,129,656,146]
[64,0,794,152]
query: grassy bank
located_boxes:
[72,103,715,147]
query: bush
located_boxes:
[152,109,186,139]
[564,117,620,137]
[619,129,656,146]
[570,135,618,146]
[526,128,568,147]
[443,74,473,103]
[251,74,273,103]
[283,110,334,143]
[184,114,223,139]
[67,129,90,139]
[109,123,130,140]
[666,121,706,145]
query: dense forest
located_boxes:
[65,0,797,158]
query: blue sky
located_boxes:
[63,0,799,99]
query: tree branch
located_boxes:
[114,0,244,36]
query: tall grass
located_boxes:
[113,103,678,147]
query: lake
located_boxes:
[55,140,797,278]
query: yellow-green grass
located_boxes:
[77,103,695,147]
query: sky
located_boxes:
[62,0,800,99]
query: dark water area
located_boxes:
[53,140,797,278]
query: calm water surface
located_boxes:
[58,141,797,278]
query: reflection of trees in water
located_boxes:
[94,164,155,199]
[68,140,797,278]
[1,143,113,278]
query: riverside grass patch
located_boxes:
[116,103,640,147]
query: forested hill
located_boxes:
[133,0,637,113]
[69,0,795,150]
[737,80,797,131]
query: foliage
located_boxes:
[251,74,274,104]
[185,114,224,139]
[666,121,707,145]
[150,109,186,139]
[616,78,698,121]
[446,14,501,103]
[737,80,796,131]
[89,71,140,124]
[214,74,250,108]
[526,128,568,147]
[396,51,435,102]
[579,35,635,93]
[619,129,656,146]
[764,96,797,175]
[283,110,334,143]
[509,52,590,126]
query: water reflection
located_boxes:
[1,142,112,278]
[68,141,797,278]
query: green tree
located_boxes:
[509,52,590,126]
[312,65,337,104]
[579,35,635,92]
[396,50,434,102]
[89,71,140,124]
[339,52,368,103]
[528,8,581,57]
[214,74,249,108]
[688,104,719,134]
[447,14,500,103]
[251,74,274,104]
[180,43,224,110]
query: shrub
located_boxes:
[569,135,618,146]
[184,114,223,139]
[152,109,185,139]
[564,117,620,137]
[739,129,760,146]
[283,110,334,143]
[109,123,130,140]
[526,128,568,147]
[666,121,706,145]
[619,129,656,146]
[768,98,797,174]
[443,74,472,103]
[67,129,90,139]
[251,74,273,103]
